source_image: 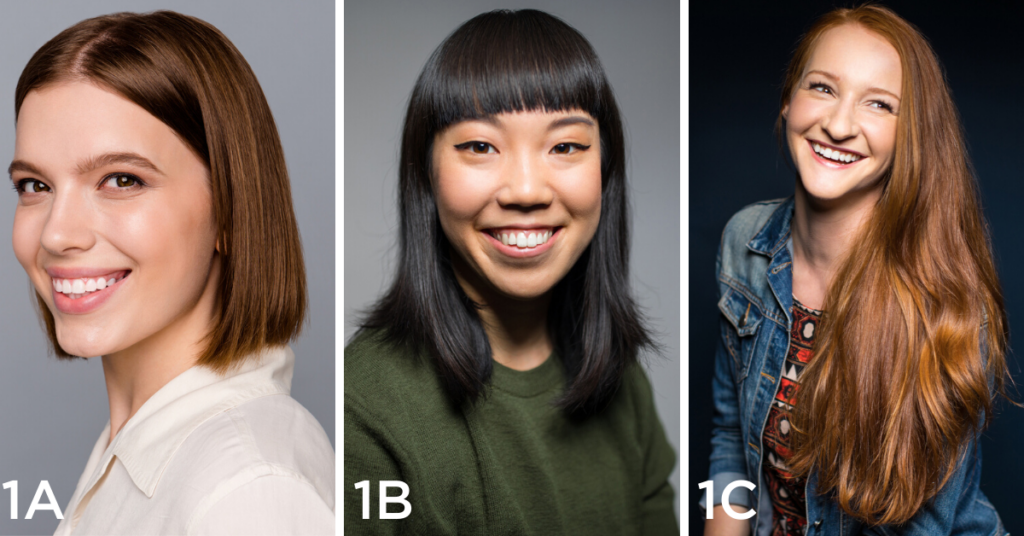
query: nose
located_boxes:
[40,187,96,255]
[496,153,554,209]
[821,99,860,141]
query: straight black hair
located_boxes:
[362,9,652,417]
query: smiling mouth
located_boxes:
[52,271,130,300]
[811,141,863,164]
[487,228,557,249]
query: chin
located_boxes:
[55,329,118,358]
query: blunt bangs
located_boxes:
[417,9,609,134]
[365,9,650,418]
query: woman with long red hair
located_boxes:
[704,5,1007,535]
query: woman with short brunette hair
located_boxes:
[10,11,333,535]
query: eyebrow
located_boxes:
[8,152,165,179]
[805,69,901,101]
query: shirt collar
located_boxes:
[98,346,294,498]
[746,196,795,257]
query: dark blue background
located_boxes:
[689,1,1024,533]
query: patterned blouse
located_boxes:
[762,298,821,536]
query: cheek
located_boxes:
[11,208,44,272]
[785,96,819,137]
[113,194,217,280]
[433,163,493,240]
[864,121,898,161]
[560,160,603,233]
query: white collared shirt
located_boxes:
[54,347,334,535]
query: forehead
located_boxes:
[805,24,902,94]
[15,81,185,171]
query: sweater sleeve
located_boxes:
[344,394,409,536]
[635,367,680,535]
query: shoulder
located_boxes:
[720,198,788,255]
[345,328,446,407]
[717,198,790,288]
[174,394,335,534]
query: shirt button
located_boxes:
[814,520,822,527]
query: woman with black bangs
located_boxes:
[344,9,677,535]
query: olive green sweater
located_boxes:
[344,330,678,535]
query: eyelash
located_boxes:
[13,178,50,195]
[453,142,592,155]
[102,173,145,190]
[11,173,145,196]
[809,81,894,112]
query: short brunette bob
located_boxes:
[363,9,652,417]
[15,11,307,372]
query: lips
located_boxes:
[487,227,555,249]
[484,227,560,257]
[48,269,131,315]
[808,139,864,166]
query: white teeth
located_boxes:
[492,229,555,249]
[813,143,861,164]
[53,274,122,298]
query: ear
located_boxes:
[782,103,790,120]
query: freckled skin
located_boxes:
[12,81,218,359]
[431,110,602,305]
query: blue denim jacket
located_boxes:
[705,198,1006,536]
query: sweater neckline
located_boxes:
[490,353,563,398]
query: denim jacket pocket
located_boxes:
[719,287,763,383]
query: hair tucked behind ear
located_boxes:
[777,5,1008,525]
[361,9,653,417]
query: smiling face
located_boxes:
[784,23,902,206]
[431,110,602,305]
[11,81,219,358]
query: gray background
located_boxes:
[344,0,681,514]
[0,2,334,534]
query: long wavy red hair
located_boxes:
[778,5,1008,525]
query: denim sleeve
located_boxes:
[700,245,753,512]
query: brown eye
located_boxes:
[551,143,589,155]
[455,141,497,155]
[470,142,493,154]
[14,179,51,194]
[104,174,141,189]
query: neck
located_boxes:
[101,258,221,445]
[790,182,880,309]
[451,254,552,371]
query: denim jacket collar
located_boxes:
[746,196,794,258]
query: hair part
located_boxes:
[16,11,307,371]
[362,9,652,417]
[776,5,1008,525]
